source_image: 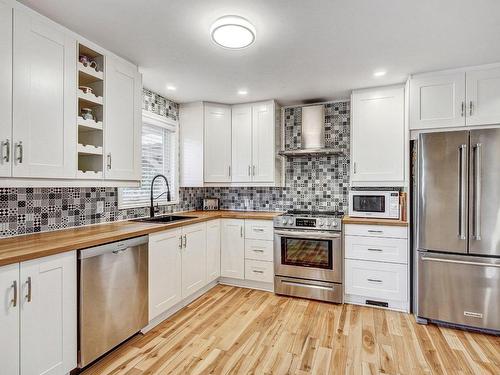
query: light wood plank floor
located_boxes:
[82,285,500,375]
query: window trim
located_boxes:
[118,110,179,209]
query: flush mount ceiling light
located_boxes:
[166,85,177,91]
[373,70,387,77]
[210,15,256,49]
[237,89,248,95]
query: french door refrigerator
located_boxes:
[415,129,500,331]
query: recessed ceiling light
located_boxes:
[210,15,256,49]
[166,85,177,91]
[238,89,248,95]
[373,70,387,77]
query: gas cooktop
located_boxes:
[274,210,344,231]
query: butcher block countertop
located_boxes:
[342,216,408,227]
[0,210,282,267]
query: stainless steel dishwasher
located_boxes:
[78,235,148,368]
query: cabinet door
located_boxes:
[181,223,207,298]
[0,1,12,177]
[13,9,76,178]
[466,67,500,126]
[252,102,275,182]
[231,104,252,182]
[351,86,405,184]
[20,251,77,375]
[105,57,142,180]
[0,263,19,375]
[221,219,245,279]
[206,219,221,283]
[204,103,231,182]
[149,229,182,321]
[409,72,466,129]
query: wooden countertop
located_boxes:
[342,216,408,227]
[0,210,281,267]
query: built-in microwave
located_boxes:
[349,190,400,219]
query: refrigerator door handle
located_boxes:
[472,143,482,240]
[458,144,467,240]
[421,255,500,268]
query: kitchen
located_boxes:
[0,0,499,374]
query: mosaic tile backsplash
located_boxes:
[0,92,350,237]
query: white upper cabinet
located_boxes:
[0,263,20,375]
[148,228,182,321]
[206,219,221,283]
[105,57,142,180]
[204,103,232,182]
[0,1,12,177]
[466,66,500,126]
[251,102,275,182]
[179,102,204,187]
[221,219,245,279]
[409,72,465,130]
[231,104,253,182]
[20,251,77,375]
[351,85,405,185]
[12,9,76,178]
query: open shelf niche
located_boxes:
[77,43,104,178]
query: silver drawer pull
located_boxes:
[367,248,383,252]
[252,269,264,274]
[252,249,265,253]
[253,228,265,232]
[368,230,383,234]
[367,278,382,283]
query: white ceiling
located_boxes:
[19,0,500,105]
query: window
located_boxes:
[119,111,178,209]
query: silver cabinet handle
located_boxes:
[228,165,231,177]
[179,235,183,249]
[240,226,243,237]
[472,143,482,240]
[183,234,187,248]
[107,153,112,169]
[11,280,17,307]
[1,139,9,163]
[16,141,23,164]
[252,269,264,274]
[25,276,32,302]
[367,248,383,252]
[469,101,473,116]
[458,144,467,240]
[252,165,256,176]
[367,278,382,283]
[461,101,465,117]
[353,162,357,174]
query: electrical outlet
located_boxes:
[97,201,104,213]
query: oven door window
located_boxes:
[281,237,332,269]
[352,195,385,213]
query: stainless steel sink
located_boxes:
[133,215,196,224]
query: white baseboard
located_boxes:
[141,280,219,333]
[219,277,274,292]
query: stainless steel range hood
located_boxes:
[279,105,344,157]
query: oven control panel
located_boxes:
[274,215,341,231]
[295,218,316,227]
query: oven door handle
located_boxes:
[274,229,341,240]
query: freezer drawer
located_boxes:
[417,252,500,331]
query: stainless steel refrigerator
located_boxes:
[415,130,500,332]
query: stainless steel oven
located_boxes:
[273,211,343,303]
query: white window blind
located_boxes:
[119,115,178,209]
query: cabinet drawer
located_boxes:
[245,259,273,283]
[245,220,274,241]
[345,259,407,301]
[245,239,273,262]
[344,224,407,239]
[345,236,408,264]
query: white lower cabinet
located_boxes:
[148,228,183,321]
[0,251,77,375]
[206,219,221,283]
[0,263,20,375]
[344,224,408,312]
[221,219,245,279]
[181,223,207,298]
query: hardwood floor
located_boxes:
[82,285,500,375]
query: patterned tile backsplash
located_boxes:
[0,91,350,238]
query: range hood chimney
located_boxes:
[279,104,344,157]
